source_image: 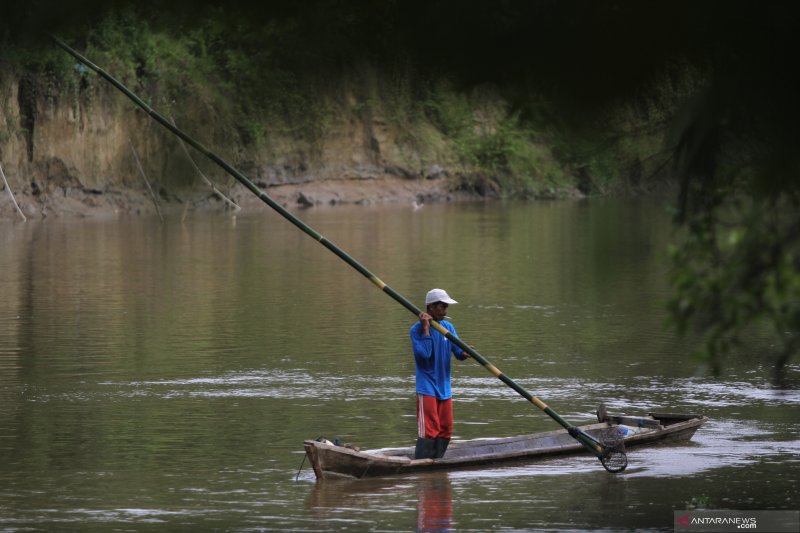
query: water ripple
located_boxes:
[48,370,794,414]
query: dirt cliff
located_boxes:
[0,67,519,219]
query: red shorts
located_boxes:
[416,394,453,439]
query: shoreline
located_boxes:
[0,174,520,220]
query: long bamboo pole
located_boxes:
[53,36,625,472]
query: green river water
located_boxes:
[1,199,797,531]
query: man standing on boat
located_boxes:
[410,288,469,459]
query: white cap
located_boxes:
[425,288,458,305]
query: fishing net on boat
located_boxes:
[598,426,628,473]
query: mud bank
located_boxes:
[0,172,488,220]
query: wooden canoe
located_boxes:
[303,412,707,480]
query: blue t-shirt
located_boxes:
[410,320,467,400]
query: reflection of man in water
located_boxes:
[410,288,469,460]
[417,474,453,532]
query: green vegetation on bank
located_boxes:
[2,5,694,197]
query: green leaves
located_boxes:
[667,198,800,377]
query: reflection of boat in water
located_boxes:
[304,412,707,480]
[308,472,454,532]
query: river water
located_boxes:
[0,199,797,531]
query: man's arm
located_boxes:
[445,322,469,360]
[410,313,434,359]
